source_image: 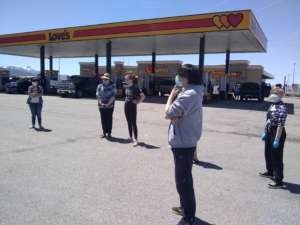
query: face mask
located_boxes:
[175,75,182,87]
[32,82,37,86]
[103,80,109,85]
[269,94,280,102]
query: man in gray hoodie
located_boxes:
[165,64,203,225]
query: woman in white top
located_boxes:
[27,78,44,129]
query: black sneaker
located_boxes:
[106,134,112,139]
[100,134,106,138]
[259,172,273,178]
[268,182,283,189]
[177,217,195,225]
[172,207,183,216]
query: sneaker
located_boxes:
[177,217,195,225]
[268,182,283,189]
[133,140,138,147]
[259,172,273,178]
[124,137,133,143]
[172,206,183,216]
[106,134,112,139]
[39,125,44,130]
[29,125,35,129]
[100,134,106,138]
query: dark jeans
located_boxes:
[172,147,196,219]
[29,103,43,125]
[99,107,114,135]
[124,102,138,139]
[264,126,286,184]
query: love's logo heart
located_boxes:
[212,13,244,29]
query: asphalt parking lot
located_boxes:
[0,93,299,225]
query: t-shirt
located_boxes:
[125,85,142,103]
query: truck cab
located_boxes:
[57,75,101,98]
[239,82,264,102]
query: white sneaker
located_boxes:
[133,140,138,147]
[29,125,35,129]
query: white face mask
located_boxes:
[32,82,38,86]
[269,93,280,102]
[103,80,109,85]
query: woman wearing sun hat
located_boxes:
[96,73,117,139]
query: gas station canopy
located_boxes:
[0,10,267,58]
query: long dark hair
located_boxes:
[177,64,202,85]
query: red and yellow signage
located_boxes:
[146,66,169,74]
[82,67,93,72]
[0,10,252,47]
[212,71,241,77]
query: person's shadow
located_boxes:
[35,128,52,132]
[194,161,223,170]
[106,137,128,144]
[137,142,160,149]
[283,182,300,194]
[194,217,215,225]
[107,137,160,149]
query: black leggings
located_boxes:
[124,102,138,139]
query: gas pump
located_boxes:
[0,70,10,91]
[142,73,154,96]
[112,70,124,97]
[202,70,213,103]
[37,70,59,94]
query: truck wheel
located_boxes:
[76,89,83,98]
[60,94,68,98]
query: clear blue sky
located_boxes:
[0,0,299,85]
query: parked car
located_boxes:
[156,78,175,96]
[5,77,36,94]
[4,77,19,92]
[57,75,101,98]
[239,82,264,102]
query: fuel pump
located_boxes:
[0,70,10,91]
[45,70,59,94]
[142,73,154,96]
[202,70,213,103]
[112,70,123,97]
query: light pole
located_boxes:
[293,63,296,96]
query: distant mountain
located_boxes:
[0,66,68,79]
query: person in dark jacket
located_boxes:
[96,73,116,139]
[260,87,287,189]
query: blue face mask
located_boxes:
[175,75,182,87]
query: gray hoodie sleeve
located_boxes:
[166,90,199,118]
